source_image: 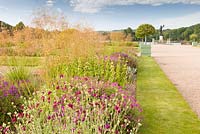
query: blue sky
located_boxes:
[0,0,200,31]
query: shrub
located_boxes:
[105,52,137,81]
[124,42,139,47]
[6,66,31,82]
[108,52,137,69]
[6,77,142,134]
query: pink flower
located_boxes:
[48,91,52,95]
[84,77,89,81]
[92,93,97,97]
[47,116,51,120]
[68,103,74,109]
[61,106,65,112]
[18,112,24,118]
[98,127,102,133]
[47,97,51,103]
[22,126,26,131]
[105,123,110,129]
[60,74,64,78]
[114,105,121,113]
[111,82,118,87]
[115,130,119,134]
[75,91,81,96]
[56,86,60,90]
[41,96,45,102]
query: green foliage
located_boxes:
[161,24,200,41]
[105,41,139,47]
[47,57,129,86]
[0,21,13,31]
[124,27,135,41]
[190,34,198,41]
[136,24,156,40]
[0,42,15,48]
[14,21,25,31]
[6,66,31,82]
[124,42,139,47]
[0,56,42,66]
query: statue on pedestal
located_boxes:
[159,25,165,42]
[160,25,164,36]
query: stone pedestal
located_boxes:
[159,36,164,42]
[152,38,155,45]
[167,38,171,45]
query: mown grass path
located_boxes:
[137,57,200,134]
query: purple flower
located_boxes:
[105,123,110,129]
[3,81,8,87]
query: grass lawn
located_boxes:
[137,57,200,134]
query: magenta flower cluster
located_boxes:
[12,76,142,133]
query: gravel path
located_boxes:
[152,44,200,117]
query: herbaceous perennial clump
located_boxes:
[5,76,142,134]
[48,57,129,86]
[0,78,30,131]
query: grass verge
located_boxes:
[137,57,200,134]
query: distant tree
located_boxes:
[110,32,125,42]
[124,27,134,41]
[181,29,192,41]
[15,21,25,31]
[190,34,198,42]
[136,24,155,43]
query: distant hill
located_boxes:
[0,21,25,33]
[0,21,13,32]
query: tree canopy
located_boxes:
[15,21,25,31]
[136,24,155,42]
[190,34,198,41]
[123,27,135,41]
[161,24,200,41]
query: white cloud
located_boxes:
[46,0,55,6]
[0,6,8,11]
[69,0,200,13]
[158,11,200,29]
